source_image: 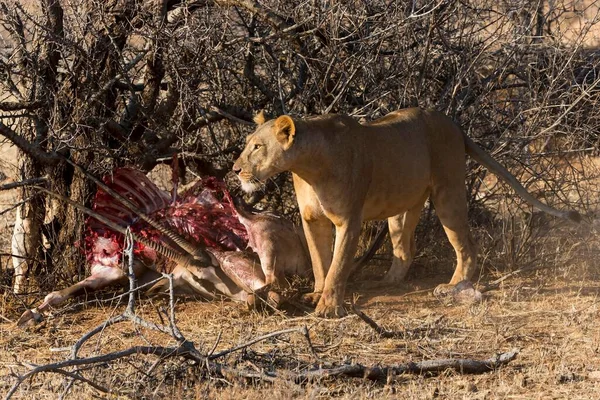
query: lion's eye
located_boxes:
[253,143,262,151]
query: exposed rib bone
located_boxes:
[65,159,212,265]
[33,185,194,269]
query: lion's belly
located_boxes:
[361,140,432,221]
[362,178,430,221]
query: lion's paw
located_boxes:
[383,265,410,283]
[314,298,347,318]
[433,283,455,298]
[301,292,322,307]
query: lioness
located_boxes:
[232,108,580,318]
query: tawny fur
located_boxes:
[233,108,579,318]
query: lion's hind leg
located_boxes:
[430,185,478,286]
[384,192,429,282]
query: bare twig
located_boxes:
[207,330,223,357]
[70,315,128,359]
[0,177,47,191]
[301,325,320,362]
[0,196,33,216]
[351,298,445,339]
[479,263,547,293]
[164,273,185,342]
[350,298,394,337]
[208,327,307,360]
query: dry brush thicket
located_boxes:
[1,0,600,398]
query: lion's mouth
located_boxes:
[238,172,262,194]
[240,180,261,193]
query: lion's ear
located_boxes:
[274,115,295,150]
[253,111,266,125]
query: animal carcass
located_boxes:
[17,168,307,326]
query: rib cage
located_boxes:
[84,168,249,271]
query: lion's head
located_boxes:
[233,113,297,193]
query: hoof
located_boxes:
[246,293,258,310]
[16,308,43,328]
[246,290,284,311]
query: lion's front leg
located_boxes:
[315,218,362,318]
[301,216,333,306]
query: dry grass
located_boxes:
[2,233,600,399]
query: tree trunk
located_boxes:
[11,154,45,294]
[53,160,95,281]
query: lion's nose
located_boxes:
[233,164,242,174]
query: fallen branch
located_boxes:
[287,349,519,382]
[7,339,518,399]
[208,327,309,360]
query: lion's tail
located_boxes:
[464,136,581,223]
